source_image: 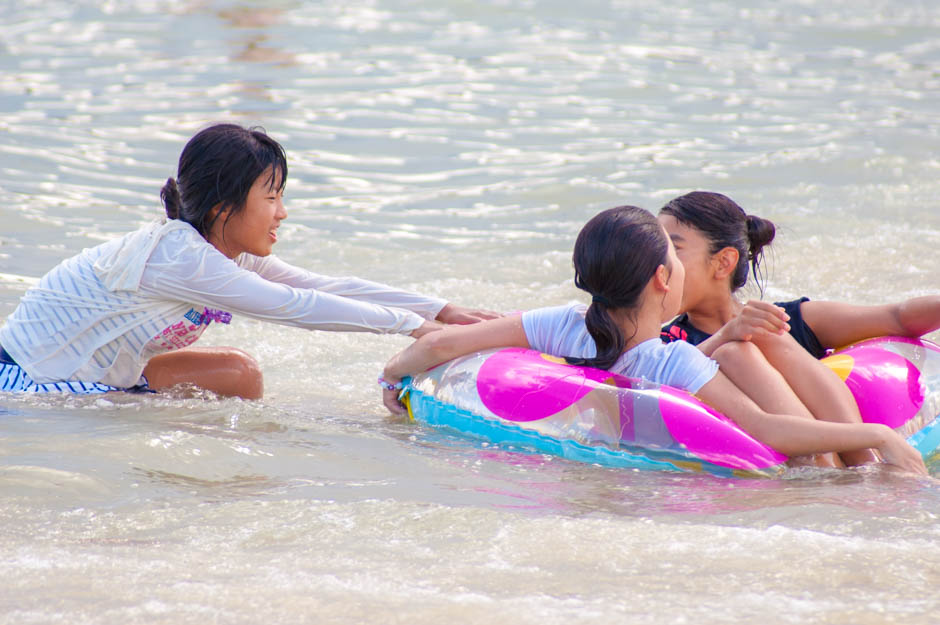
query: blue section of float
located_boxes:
[406,386,759,478]
[909,414,940,459]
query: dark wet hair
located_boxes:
[659,191,774,293]
[567,206,670,371]
[160,123,288,238]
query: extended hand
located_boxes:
[409,319,444,338]
[436,303,502,325]
[877,428,928,476]
[381,374,408,415]
[383,387,407,415]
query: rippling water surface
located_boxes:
[1,1,939,623]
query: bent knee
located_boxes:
[220,346,259,368]
[144,347,264,399]
[749,329,800,355]
[711,340,765,368]
[223,348,264,399]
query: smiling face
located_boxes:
[658,213,716,313]
[209,167,286,259]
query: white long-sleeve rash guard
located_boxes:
[0,221,446,387]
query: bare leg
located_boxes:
[752,333,880,466]
[711,341,843,468]
[143,346,263,399]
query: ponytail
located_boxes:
[744,213,775,293]
[567,285,629,371]
[565,206,668,370]
[161,177,181,220]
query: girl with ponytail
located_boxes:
[381,205,927,475]
[0,123,496,399]
[658,190,940,467]
[658,191,801,352]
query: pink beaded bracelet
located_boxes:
[377,377,403,391]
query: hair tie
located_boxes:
[591,294,611,307]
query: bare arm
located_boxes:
[801,296,940,350]
[695,300,790,357]
[382,315,530,414]
[694,371,927,475]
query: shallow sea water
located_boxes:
[1,1,939,623]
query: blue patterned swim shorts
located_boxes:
[0,347,149,394]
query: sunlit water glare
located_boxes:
[1,1,939,623]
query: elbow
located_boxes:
[386,330,464,381]
[894,310,923,338]
[891,305,914,337]
[711,340,765,371]
[892,297,940,337]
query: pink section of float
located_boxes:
[656,386,787,469]
[476,347,621,422]
[463,336,938,471]
[474,345,786,470]
[839,338,925,429]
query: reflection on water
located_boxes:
[219,6,297,66]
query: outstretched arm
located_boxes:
[694,371,927,475]
[801,296,940,350]
[240,254,500,325]
[382,315,529,414]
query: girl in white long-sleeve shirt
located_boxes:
[0,123,494,398]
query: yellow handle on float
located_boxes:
[400,386,415,423]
